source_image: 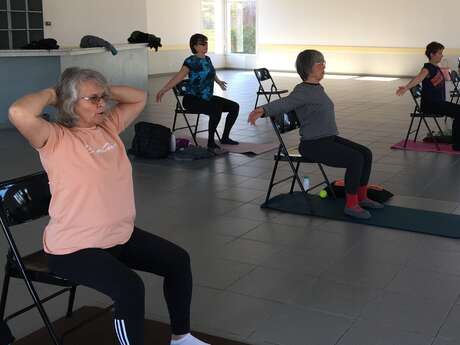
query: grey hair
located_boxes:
[54,67,109,127]
[295,50,325,81]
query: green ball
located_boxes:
[319,190,328,199]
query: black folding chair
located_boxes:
[450,70,460,104]
[265,111,336,212]
[403,85,445,150]
[253,68,288,109]
[0,172,74,344]
[172,79,220,146]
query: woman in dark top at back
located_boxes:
[396,41,460,150]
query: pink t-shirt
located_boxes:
[37,108,136,254]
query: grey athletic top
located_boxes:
[262,82,338,141]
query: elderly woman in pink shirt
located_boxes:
[8,67,209,345]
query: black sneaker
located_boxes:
[220,138,239,145]
[208,146,228,155]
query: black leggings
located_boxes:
[183,95,239,145]
[422,101,460,147]
[47,227,192,345]
[298,135,372,194]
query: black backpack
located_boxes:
[129,122,171,159]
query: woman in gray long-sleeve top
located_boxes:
[248,49,383,219]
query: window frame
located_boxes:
[0,0,44,49]
[225,0,257,55]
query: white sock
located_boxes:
[170,333,210,345]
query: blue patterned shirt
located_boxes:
[183,55,216,101]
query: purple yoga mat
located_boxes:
[391,140,460,155]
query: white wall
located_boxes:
[258,0,458,48]
[146,0,225,74]
[41,0,460,76]
[225,0,460,76]
[43,0,147,47]
[146,0,202,74]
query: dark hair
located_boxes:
[189,33,208,54]
[295,49,325,80]
[425,41,444,59]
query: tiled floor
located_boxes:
[2,70,460,345]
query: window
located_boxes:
[227,0,256,54]
[201,0,224,53]
[0,0,44,49]
[201,0,256,55]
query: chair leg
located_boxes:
[289,162,300,193]
[433,117,445,137]
[181,112,198,146]
[422,117,440,150]
[265,147,282,203]
[254,94,260,109]
[66,286,77,318]
[0,273,10,320]
[318,163,336,199]
[404,117,416,147]
[414,117,423,142]
[172,111,178,132]
[22,275,62,345]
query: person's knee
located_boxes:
[171,246,191,273]
[117,272,145,301]
[177,246,191,267]
[362,146,373,162]
[231,102,240,114]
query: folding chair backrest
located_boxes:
[271,110,301,134]
[0,172,50,228]
[254,68,271,82]
[409,85,422,112]
[172,79,190,112]
[451,70,460,87]
[254,68,279,93]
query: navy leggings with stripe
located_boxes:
[47,227,192,345]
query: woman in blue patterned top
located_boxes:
[157,34,240,154]
[396,41,460,150]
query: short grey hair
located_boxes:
[295,50,325,81]
[55,67,109,127]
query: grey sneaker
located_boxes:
[344,206,371,219]
[359,198,384,209]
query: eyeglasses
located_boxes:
[80,93,110,105]
[315,61,326,66]
[197,42,208,46]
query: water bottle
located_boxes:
[170,133,176,152]
[303,176,310,191]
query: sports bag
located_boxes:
[129,122,171,159]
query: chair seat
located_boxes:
[9,250,74,287]
[410,112,445,118]
[278,147,318,163]
[257,89,288,95]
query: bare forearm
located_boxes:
[9,88,55,120]
[404,75,424,90]
[109,86,147,105]
[160,73,187,94]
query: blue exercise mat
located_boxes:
[261,192,460,238]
